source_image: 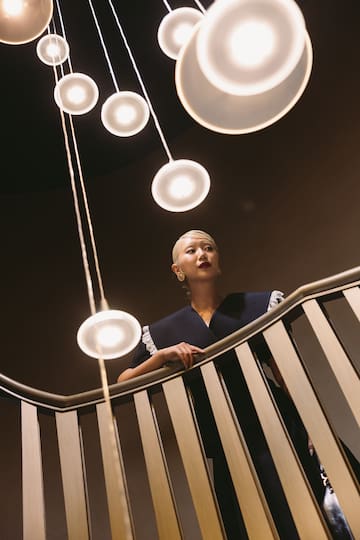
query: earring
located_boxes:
[177,270,185,282]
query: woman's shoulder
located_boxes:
[220,290,284,317]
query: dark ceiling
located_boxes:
[0,0,359,393]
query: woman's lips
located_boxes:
[199,262,211,268]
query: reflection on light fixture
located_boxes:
[101,91,150,137]
[36,34,69,66]
[0,0,53,45]
[176,23,312,134]
[158,7,203,60]
[77,309,141,360]
[151,159,210,212]
[196,0,306,96]
[54,73,99,115]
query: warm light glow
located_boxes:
[158,7,203,60]
[168,175,195,199]
[101,91,149,137]
[176,24,313,134]
[115,104,137,125]
[151,159,210,212]
[0,0,53,45]
[96,325,124,348]
[196,0,306,96]
[77,309,141,360]
[67,85,86,105]
[54,73,99,115]
[173,23,193,47]
[3,0,24,16]
[37,34,69,66]
[229,20,275,68]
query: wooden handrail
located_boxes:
[1,265,359,412]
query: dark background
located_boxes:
[0,0,359,394]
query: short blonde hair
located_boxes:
[171,230,217,263]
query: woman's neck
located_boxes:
[189,282,222,313]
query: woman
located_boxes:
[117,230,328,539]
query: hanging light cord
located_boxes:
[51,49,133,540]
[193,0,206,14]
[52,2,106,306]
[51,65,97,315]
[161,0,172,12]
[86,0,120,92]
[106,0,173,162]
[54,0,73,72]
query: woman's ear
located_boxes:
[171,263,185,282]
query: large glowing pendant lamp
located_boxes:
[175,0,313,134]
[151,159,210,212]
[157,7,203,60]
[77,309,141,360]
[101,91,150,137]
[36,33,69,66]
[54,73,99,115]
[0,0,53,45]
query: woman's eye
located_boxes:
[186,249,195,254]
[205,245,214,251]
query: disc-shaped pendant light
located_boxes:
[77,309,141,360]
[101,91,150,136]
[37,33,69,66]
[54,72,99,115]
[158,7,203,60]
[151,159,210,212]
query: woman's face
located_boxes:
[172,235,220,284]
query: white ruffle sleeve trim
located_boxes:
[142,325,158,355]
[267,290,284,311]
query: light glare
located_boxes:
[173,23,193,47]
[67,85,86,105]
[229,20,275,67]
[169,175,194,198]
[46,42,61,58]
[96,325,124,348]
[3,0,24,16]
[115,104,137,125]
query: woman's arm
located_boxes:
[117,342,204,382]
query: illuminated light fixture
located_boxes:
[176,23,312,134]
[77,309,142,360]
[196,0,306,96]
[157,7,203,60]
[101,91,150,137]
[151,159,210,212]
[54,72,99,115]
[0,0,53,45]
[36,33,69,66]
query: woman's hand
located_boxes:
[117,342,204,382]
[158,342,204,369]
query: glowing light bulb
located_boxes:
[67,85,86,105]
[77,309,141,360]
[151,159,210,212]
[229,20,275,68]
[54,73,99,115]
[173,22,193,47]
[96,325,124,348]
[37,34,69,66]
[3,0,24,16]
[101,91,149,137]
[169,175,195,199]
[158,7,203,60]
[115,104,137,125]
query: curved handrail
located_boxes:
[1,265,359,412]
